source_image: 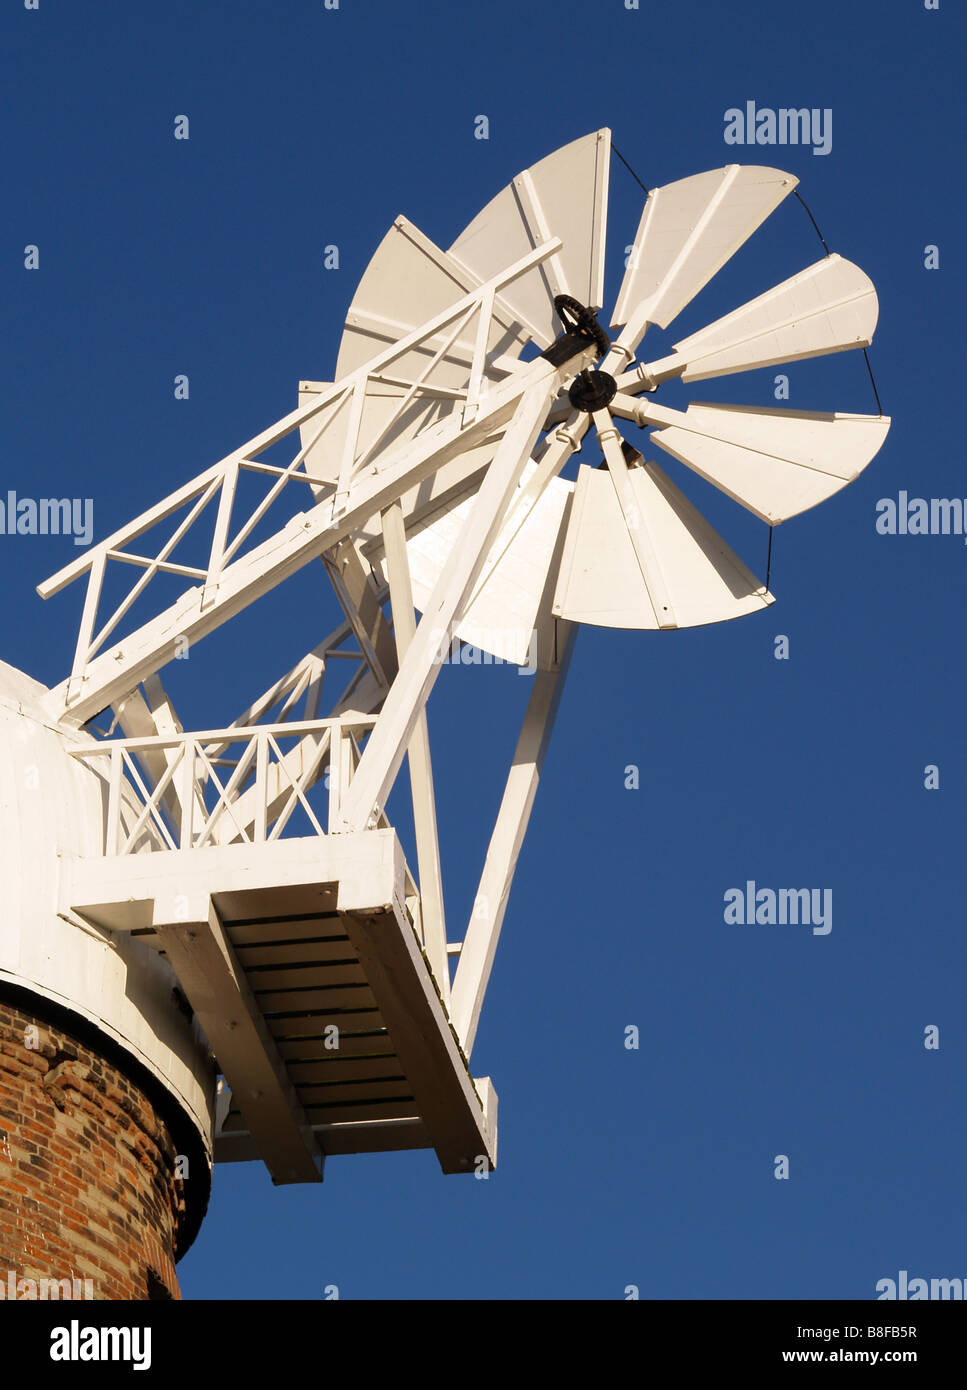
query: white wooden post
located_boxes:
[450,624,577,1056]
[180,738,196,849]
[254,732,268,843]
[380,499,449,1002]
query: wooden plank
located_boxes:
[295,1079,413,1104]
[275,1032,391,1061]
[246,962,367,991]
[266,1009,385,1037]
[255,984,377,1013]
[302,1100,419,1125]
[214,886,338,922]
[233,938,358,967]
[226,915,345,946]
[225,1082,415,1123]
[310,1119,428,1156]
[287,1056,403,1085]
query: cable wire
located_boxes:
[793,189,885,417]
[612,144,650,197]
[862,349,884,416]
[793,190,831,257]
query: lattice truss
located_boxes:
[39,132,889,1178]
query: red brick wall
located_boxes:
[0,994,192,1300]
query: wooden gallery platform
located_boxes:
[60,829,496,1184]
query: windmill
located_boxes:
[1,131,888,1280]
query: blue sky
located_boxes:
[2,0,964,1299]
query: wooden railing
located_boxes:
[68,715,383,856]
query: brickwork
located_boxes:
[0,995,191,1300]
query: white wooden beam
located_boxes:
[215,1115,432,1162]
[380,499,449,1003]
[322,542,398,689]
[64,827,404,935]
[512,169,568,299]
[341,909,496,1173]
[450,623,577,1057]
[153,897,324,1185]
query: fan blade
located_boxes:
[644,401,891,524]
[448,129,611,346]
[628,255,879,388]
[359,418,588,671]
[552,461,773,630]
[317,122,613,486]
[336,216,529,383]
[405,463,572,669]
[301,218,528,484]
[611,165,798,334]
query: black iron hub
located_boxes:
[540,292,656,426]
[567,367,617,414]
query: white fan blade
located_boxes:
[552,461,773,630]
[642,254,880,384]
[611,165,798,333]
[406,462,572,669]
[647,402,891,524]
[310,218,527,479]
[336,216,529,383]
[449,129,611,346]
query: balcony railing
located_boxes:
[68,715,383,856]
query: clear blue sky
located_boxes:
[2,0,964,1299]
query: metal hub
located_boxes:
[568,368,617,414]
